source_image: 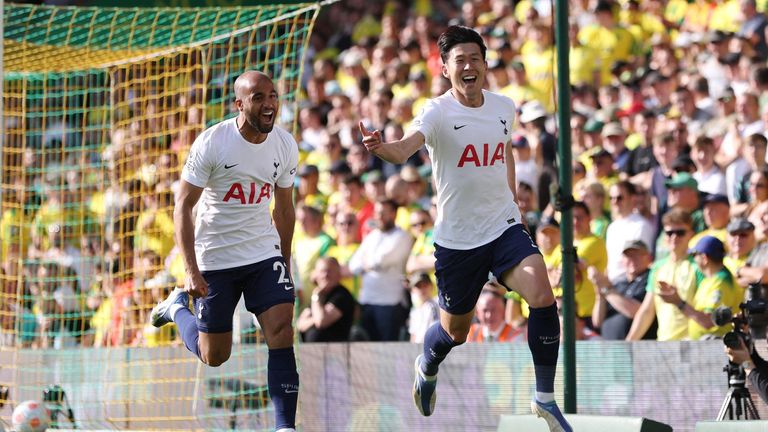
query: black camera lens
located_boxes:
[723,331,741,349]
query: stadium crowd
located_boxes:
[3,0,768,348]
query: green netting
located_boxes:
[1,2,331,429]
[5,4,290,52]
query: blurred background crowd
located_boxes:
[3,0,768,349]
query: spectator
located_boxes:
[293,203,334,305]
[734,168,768,239]
[589,240,655,340]
[296,164,326,210]
[732,135,767,207]
[580,182,610,240]
[467,282,526,343]
[736,210,768,287]
[512,134,539,199]
[349,198,413,341]
[627,208,700,341]
[737,0,768,59]
[657,236,743,340]
[665,172,706,233]
[326,211,362,299]
[406,208,436,279]
[334,174,374,241]
[407,272,439,344]
[297,257,357,342]
[605,181,655,283]
[691,136,727,196]
[724,217,758,277]
[601,122,630,173]
[689,193,731,249]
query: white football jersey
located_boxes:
[181,118,299,271]
[410,90,522,250]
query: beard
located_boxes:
[249,116,274,133]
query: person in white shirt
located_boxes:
[349,198,413,341]
[149,71,300,432]
[360,25,571,431]
[605,181,656,283]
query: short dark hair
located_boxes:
[438,25,486,63]
[376,197,399,212]
[572,200,590,216]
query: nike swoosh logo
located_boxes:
[542,339,559,345]
[453,124,467,130]
[224,164,238,169]
[284,285,294,291]
[285,390,298,393]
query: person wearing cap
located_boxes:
[360,26,571,427]
[627,208,700,341]
[665,172,706,233]
[408,272,440,344]
[519,100,558,174]
[691,136,727,196]
[296,164,328,211]
[724,218,757,278]
[589,239,655,340]
[736,210,768,287]
[467,280,526,343]
[658,235,743,340]
[688,193,731,250]
[362,170,386,205]
[297,257,357,343]
[577,148,617,210]
[605,181,655,283]
[601,122,630,172]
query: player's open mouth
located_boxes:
[462,75,477,84]
[262,110,274,122]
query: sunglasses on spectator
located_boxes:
[665,229,688,237]
[411,220,428,227]
[609,195,624,202]
[338,220,356,226]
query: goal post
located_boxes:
[1,2,334,429]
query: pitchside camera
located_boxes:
[713,283,768,349]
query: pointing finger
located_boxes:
[359,121,371,137]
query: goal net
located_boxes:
[0,2,331,430]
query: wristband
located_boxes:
[677,300,686,311]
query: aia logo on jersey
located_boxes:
[457,142,505,167]
[223,182,272,204]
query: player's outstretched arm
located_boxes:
[174,179,208,298]
[359,121,425,164]
[273,184,296,275]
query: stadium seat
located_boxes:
[497,414,672,431]
[696,420,768,431]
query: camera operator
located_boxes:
[725,332,768,404]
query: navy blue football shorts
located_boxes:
[434,224,541,315]
[196,256,295,333]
